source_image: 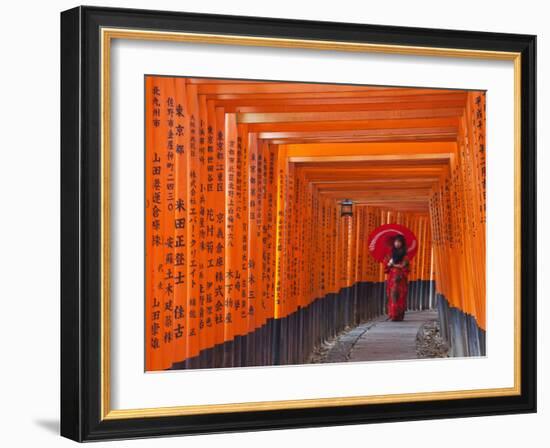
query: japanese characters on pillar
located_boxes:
[145,76,486,370]
[145,77,177,371]
[247,133,259,332]
[145,77,162,370]
[224,112,237,348]
[173,78,188,363]
[186,83,200,361]
[239,123,250,334]
[274,146,288,319]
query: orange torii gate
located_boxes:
[145,76,486,371]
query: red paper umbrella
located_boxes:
[367,223,418,263]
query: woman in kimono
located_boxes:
[383,234,411,321]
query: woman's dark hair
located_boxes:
[392,234,407,264]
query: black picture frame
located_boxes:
[61,5,536,442]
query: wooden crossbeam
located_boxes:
[209,92,467,110]
[239,108,463,123]
[258,127,457,140]
[249,117,459,132]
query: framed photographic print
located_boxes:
[60,5,537,442]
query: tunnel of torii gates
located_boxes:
[145,76,487,372]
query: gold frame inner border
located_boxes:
[99,27,522,420]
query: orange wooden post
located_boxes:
[162,78,177,369]
[247,132,260,363]
[145,76,165,371]
[185,83,201,363]
[196,93,210,360]
[256,139,266,332]
[274,146,288,320]
[172,77,189,364]
[266,144,278,362]
[145,76,178,371]
[236,123,249,348]
[224,112,238,361]
[212,105,226,361]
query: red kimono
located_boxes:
[383,253,411,321]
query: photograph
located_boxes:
[144,76,487,372]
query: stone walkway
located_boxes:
[323,309,439,363]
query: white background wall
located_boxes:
[0,0,546,445]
